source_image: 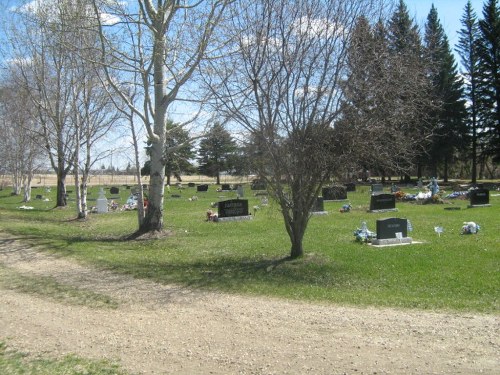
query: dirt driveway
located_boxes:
[0,233,498,374]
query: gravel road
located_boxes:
[0,234,498,374]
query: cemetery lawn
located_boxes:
[0,184,498,313]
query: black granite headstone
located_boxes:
[110,187,119,194]
[469,188,489,206]
[322,186,347,200]
[311,196,325,212]
[370,193,396,211]
[251,179,267,190]
[221,184,231,191]
[218,199,249,218]
[376,218,408,240]
[197,184,209,192]
[345,183,356,192]
[188,182,196,188]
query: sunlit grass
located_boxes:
[0,341,129,375]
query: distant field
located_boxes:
[0,174,255,187]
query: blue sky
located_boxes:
[406,0,487,48]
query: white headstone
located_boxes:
[97,188,108,213]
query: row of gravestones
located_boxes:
[213,188,492,219]
[368,189,491,211]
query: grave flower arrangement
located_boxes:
[461,221,480,235]
[339,204,351,213]
[353,222,375,243]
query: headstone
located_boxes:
[236,184,244,197]
[197,184,209,192]
[217,199,251,221]
[369,193,397,212]
[96,188,108,213]
[311,196,328,215]
[345,183,356,192]
[322,186,347,201]
[372,217,412,245]
[221,184,231,191]
[468,188,490,207]
[251,179,266,190]
[188,182,196,188]
[110,187,119,194]
[371,183,383,194]
[35,194,43,200]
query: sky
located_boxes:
[406,0,487,50]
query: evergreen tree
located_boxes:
[197,123,237,184]
[477,0,500,162]
[387,0,431,180]
[457,0,481,182]
[141,121,196,185]
[424,5,467,181]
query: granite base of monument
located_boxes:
[217,215,252,222]
[371,237,413,246]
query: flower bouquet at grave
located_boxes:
[339,204,352,213]
[461,221,480,235]
[394,190,406,201]
[353,222,375,243]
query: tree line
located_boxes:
[0,0,498,258]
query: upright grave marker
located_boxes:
[468,188,491,208]
[371,183,383,194]
[217,199,251,222]
[369,193,397,212]
[372,217,412,246]
[322,186,347,201]
[311,196,328,215]
[197,184,209,192]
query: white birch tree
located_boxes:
[91,0,233,233]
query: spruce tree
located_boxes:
[387,0,430,180]
[457,1,481,182]
[424,5,467,181]
[197,123,237,185]
[477,0,500,163]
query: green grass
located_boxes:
[0,183,498,313]
[0,265,119,309]
[0,341,129,375]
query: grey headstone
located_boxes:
[371,184,383,194]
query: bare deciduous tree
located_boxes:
[0,78,45,202]
[210,0,389,258]
[91,0,233,233]
[210,0,431,258]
